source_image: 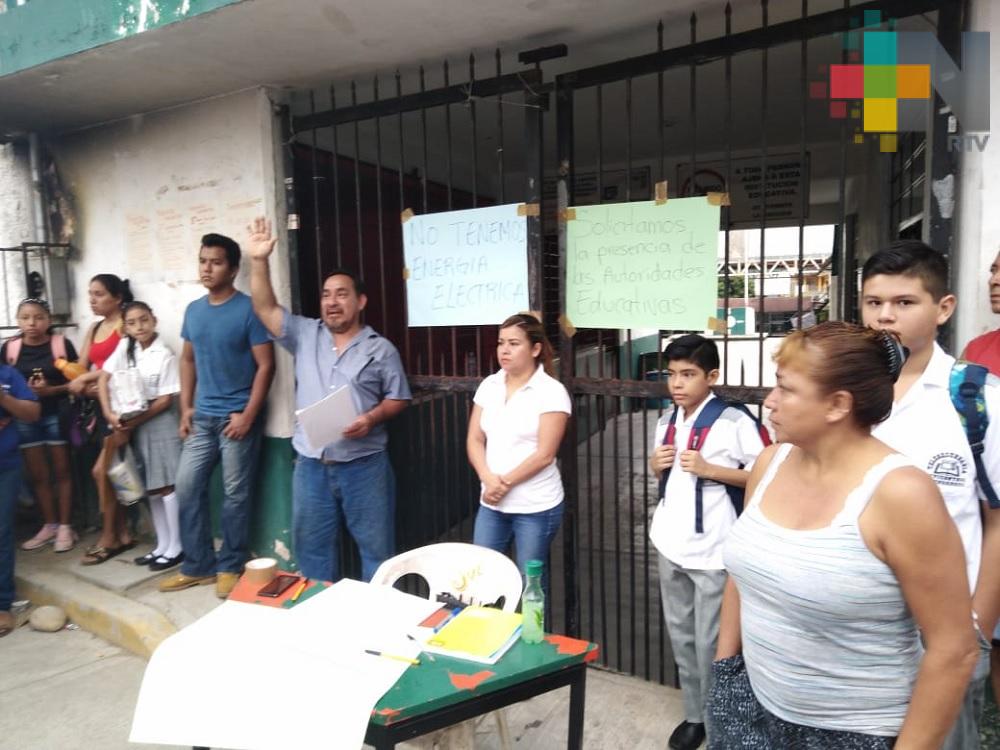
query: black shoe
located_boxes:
[668,721,705,750]
[149,553,184,572]
[134,552,158,566]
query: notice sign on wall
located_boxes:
[402,204,529,327]
[676,154,809,224]
[565,198,720,330]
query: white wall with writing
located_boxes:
[402,203,529,326]
[51,88,296,438]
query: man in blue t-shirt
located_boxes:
[159,233,275,599]
[0,364,40,636]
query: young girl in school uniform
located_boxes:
[97,302,184,571]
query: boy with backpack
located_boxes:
[649,334,770,750]
[862,240,1000,750]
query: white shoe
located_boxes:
[53,525,77,553]
[21,524,58,551]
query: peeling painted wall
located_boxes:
[50,87,295,439]
[0,141,33,322]
[0,0,245,76]
[0,140,32,246]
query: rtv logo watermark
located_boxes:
[811,10,989,153]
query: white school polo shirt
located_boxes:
[473,365,572,514]
[872,343,1000,592]
[102,336,181,401]
[649,394,768,570]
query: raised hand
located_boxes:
[246,216,278,260]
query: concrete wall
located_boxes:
[51,87,299,566]
[0,0,243,77]
[954,0,1000,351]
[0,141,33,325]
[0,141,33,246]
[51,87,294,437]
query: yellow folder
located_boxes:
[423,606,523,664]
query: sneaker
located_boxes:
[158,572,216,593]
[53,525,77,553]
[216,572,239,599]
[21,524,58,551]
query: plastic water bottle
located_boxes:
[521,559,545,644]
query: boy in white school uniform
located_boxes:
[648,334,769,750]
[862,241,1000,750]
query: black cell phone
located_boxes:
[257,574,299,598]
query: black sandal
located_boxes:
[80,545,125,566]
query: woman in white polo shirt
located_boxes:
[467,313,570,594]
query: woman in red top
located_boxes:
[68,274,135,564]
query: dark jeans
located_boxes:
[0,464,22,611]
[292,452,395,582]
[177,414,262,577]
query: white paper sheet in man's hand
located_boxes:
[296,385,358,452]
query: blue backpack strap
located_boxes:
[689,399,731,534]
[659,398,766,533]
[950,362,1000,510]
[657,407,680,502]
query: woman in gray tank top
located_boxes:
[706,322,977,749]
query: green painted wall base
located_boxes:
[207,436,295,571]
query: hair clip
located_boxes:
[878,330,908,382]
[18,297,50,312]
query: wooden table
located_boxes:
[366,634,599,749]
[192,578,599,749]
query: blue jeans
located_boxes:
[0,464,22,612]
[473,503,564,597]
[177,414,262,577]
[292,451,395,582]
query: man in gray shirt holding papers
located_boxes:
[247,217,411,582]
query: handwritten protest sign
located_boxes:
[565,198,720,330]
[402,204,529,327]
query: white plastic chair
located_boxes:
[372,543,522,750]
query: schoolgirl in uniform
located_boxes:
[96,302,184,570]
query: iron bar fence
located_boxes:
[288,0,954,683]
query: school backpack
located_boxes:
[658,397,772,533]
[4,334,67,366]
[949,361,1000,509]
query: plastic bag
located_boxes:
[107,445,145,506]
[110,368,148,422]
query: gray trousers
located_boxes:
[658,554,728,724]
[941,626,992,750]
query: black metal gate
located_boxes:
[288,0,958,682]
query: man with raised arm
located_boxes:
[247,217,410,582]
